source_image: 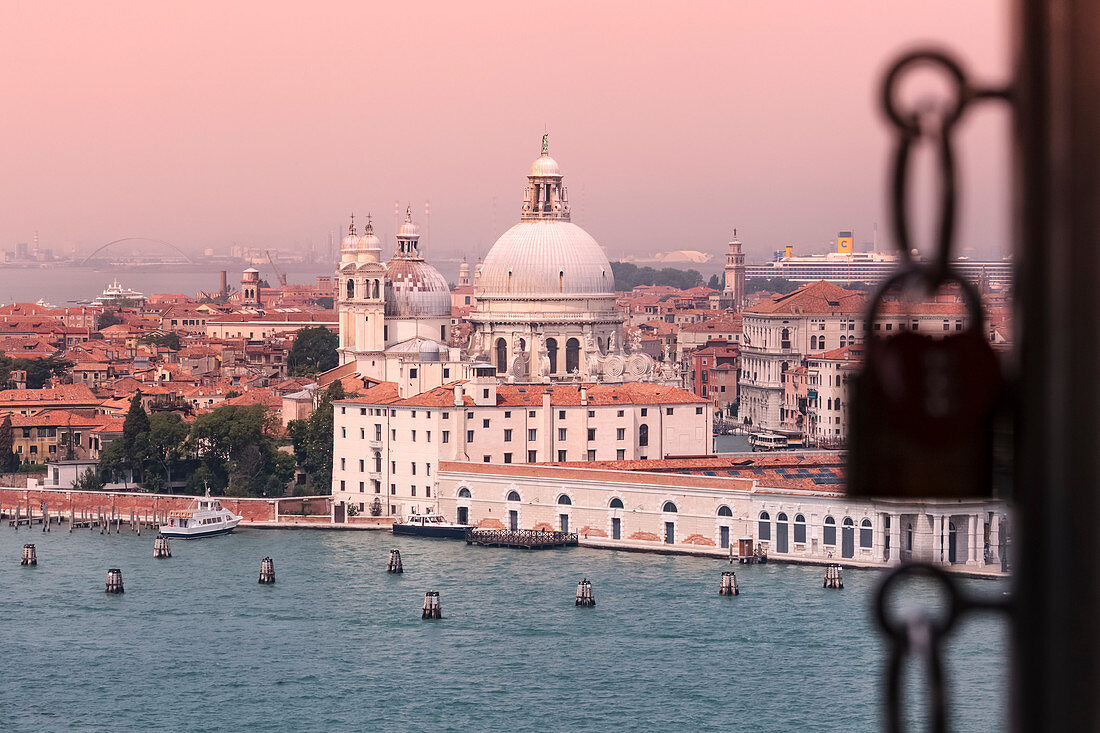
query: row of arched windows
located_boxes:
[346,277,381,300]
[463,489,740,518]
[496,337,581,374]
[759,511,873,556]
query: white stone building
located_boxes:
[467,136,663,383]
[330,373,711,518]
[334,209,462,389]
[740,281,971,432]
[435,458,1009,572]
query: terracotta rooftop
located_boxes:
[336,381,708,409]
[746,280,865,316]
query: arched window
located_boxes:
[794,514,807,543]
[840,336,847,347]
[717,505,733,517]
[495,338,508,374]
[372,279,379,299]
[506,491,520,502]
[557,495,572,505]
[546,338,558,373]
[775,512,789,553]
[566,338,580,373]
[758,511,771,541]
[639,424,649,447]
[374,452,382,472]
[458,487,471,498]
[835,398,842,411]
[781,328,791,349]
[860,518,873,548]
[662,502,677,513]
[609,497,624,509]
[824,516,836,545]
[828,398,833,410]
[346,279,354,299]
[810,335,818,350]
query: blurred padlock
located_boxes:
[848,270,1002,498]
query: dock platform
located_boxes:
[465,528,578,549]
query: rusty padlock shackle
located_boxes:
[881,49,1011,284]
[862,265,987,352]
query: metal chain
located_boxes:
[874,48,1013,732]
[876,562,1011,732]
[881,49,1011,289]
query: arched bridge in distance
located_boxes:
[80,237,194,265]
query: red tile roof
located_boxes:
[746,280,865,316]
[336,381,707,408]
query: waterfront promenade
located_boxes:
[0,485,1008,577]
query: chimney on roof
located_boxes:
[580,386,588,405]
[453,384,463,407]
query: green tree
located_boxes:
[746,277,799,295]
[14,355,75,389]
[72,467,105,492]
[0,415,17,473]
[287,326,339,376]
[96,310,124,330]
[189,404,268,467]
[286,381,344,493]
[0,353,13,389]
[139,332,181,349]
[120,393,151,481]
[609,262,704,290]
[706,273,721,290]
[146,411,190,484]
[189,404,282,496]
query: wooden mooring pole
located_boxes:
[21,544,36,566]
[105,568,124,594]
[720,571,739,596]
[258,557,276,584]
[387,549,403,573]
[823,564,843,589]
[575,578,595,607]
[421,591,442,619]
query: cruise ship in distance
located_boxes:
[744,232,1013,286]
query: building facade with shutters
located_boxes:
[330,375,710,519]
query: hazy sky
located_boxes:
[0,1,1010,264]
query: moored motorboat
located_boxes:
[392,511,472,539]
[159,493,242,539]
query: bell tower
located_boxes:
[337,214,387,365]
[241,268,262,308]
[724,229,746,312]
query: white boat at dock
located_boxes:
[159,493,242,539]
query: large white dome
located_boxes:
[477,221,615,296]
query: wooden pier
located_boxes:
[3,503,164,534]
[465,528,578,549]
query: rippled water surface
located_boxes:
[0,527,1007,732]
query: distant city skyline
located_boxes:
[0,1,1009,263]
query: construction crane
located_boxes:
[266,250,288,287]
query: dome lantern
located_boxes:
[522,134,569,222]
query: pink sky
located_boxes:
[0,1,1010,264]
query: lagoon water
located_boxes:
[0,527,1007,732]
